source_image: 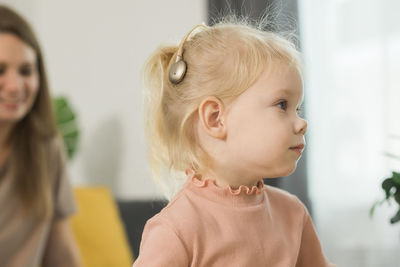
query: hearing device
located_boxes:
[169,47,186,84]
[168,23,207,85]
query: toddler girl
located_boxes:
[133,18,335,267]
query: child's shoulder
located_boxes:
[263,184,307,213]
[142,188,203,244]
[146,187,198,226]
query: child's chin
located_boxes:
[263,165,297,178]
[279,165,297,177]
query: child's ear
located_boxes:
[198,96,227,139]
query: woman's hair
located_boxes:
[0,5,58,218]
[143,16,302,198]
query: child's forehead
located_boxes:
[262,63,303,88]
[254,64,304,99]
[274,88,296,96]
[274,87,305,103]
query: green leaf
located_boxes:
[382,178,395,199]
[53,96,79,160]
[384,152,400,161]
[394,189,400,205]
[53,97,67,108]
[392,172,400,185]
[370,198,388,218]
[370,203,377,217]
[390,209,400,224]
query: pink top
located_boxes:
[133,176,335,267]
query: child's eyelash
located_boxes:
[277,100,288,110]
[277,100,304,116]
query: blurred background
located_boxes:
[2,0,399,266]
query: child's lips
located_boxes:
[289,144,305,155]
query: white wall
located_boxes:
[1,0,207,199]
[299,0,400,266]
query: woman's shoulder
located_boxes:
[45,135,65,153]
[42,135,69,185]
[42,135,67,164]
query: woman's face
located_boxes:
[0,33,39,126]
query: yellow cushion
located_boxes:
[71,187,134,267]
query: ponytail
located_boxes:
[142,45,181,197]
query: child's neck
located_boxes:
[200,168,260,189]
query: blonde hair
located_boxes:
[143,17,302,198]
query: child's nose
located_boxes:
[296,118,307,135]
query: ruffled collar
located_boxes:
[184,175,266,207]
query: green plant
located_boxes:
[53,96,79,160]
[370,171,400,224]
[370,136,400,225]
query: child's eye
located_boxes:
[277,100,287,110]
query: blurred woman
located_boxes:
[0,5,81,267]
